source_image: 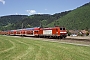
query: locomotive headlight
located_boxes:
[60,32,67,33]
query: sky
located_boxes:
[0,0,90,16]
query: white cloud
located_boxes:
[26,9,50,15]
[37,13,49,14]
[37,13,43,14]
[15,13,19,15]
[0,0,5,4]
[26,10,36,15]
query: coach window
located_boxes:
[35,31,38,33]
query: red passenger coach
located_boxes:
[16,29,26,36]
[0,31,7,35]
[25,28,34,36]
[20,29,26,36]
[25,27,40,36]
[8,30,17,35]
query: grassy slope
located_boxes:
[0,35,90,60]
[48,3,90,29]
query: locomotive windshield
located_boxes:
[60,28,65,30]
[63,28,65,30]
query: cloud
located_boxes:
[37,13,48,14]
[26,9,50,15]
[37,13,43,14]
[0,0,5,4]
[15,13,19,15]
[26,10,36,15]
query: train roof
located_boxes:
[25,28,34,30]
[25,27,40,30]
[10,30,17,31]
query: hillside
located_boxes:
[19,11,71,28]
[0,15,28,30]
[48,2,90,30]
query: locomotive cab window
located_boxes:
[60,28,65,30]
[60,28,62,30]
[63,28,65,30]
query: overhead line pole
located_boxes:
[21,23,23,37]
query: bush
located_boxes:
[67,30,71,36]
[86,32,89,36]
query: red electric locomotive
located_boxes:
[35,26,67,38]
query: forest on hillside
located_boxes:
[0,11,71,30]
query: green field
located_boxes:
[0,35,90,60]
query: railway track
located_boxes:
[7,35,90,46]
[10,35,90,42]
[24,36,90,47]
[64,37,90,42]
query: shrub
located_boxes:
[86,32,89,36]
